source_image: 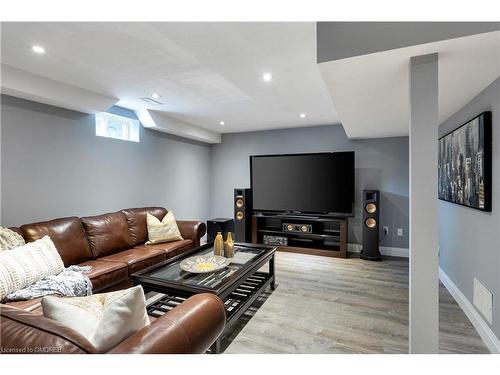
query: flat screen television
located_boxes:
[250,152,355,216]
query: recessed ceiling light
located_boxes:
[262,73,272,82]
[151,93,161,100]
[300,113,307,118]
[220,121,225,126]
[31,45,45,54]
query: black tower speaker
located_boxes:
[360,190,381,261]
[207,218,234,243]
[234,188,252,243]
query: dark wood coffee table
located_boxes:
[130,242,277,353]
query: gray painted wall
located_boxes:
[317,22,500,63]
[1,95,409,250]
[209,125,409,249]
[438,77,500,339]
[1,95,211,226]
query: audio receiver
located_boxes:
[263,235,288,246]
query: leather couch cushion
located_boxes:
[81,212,134,258]
[99,248,167,274]
[1,305,97,354]
[135,239,193,259]
[3,296,50,313]
[101,279,134,293]
[21,217,93,267]
[78,260,129,293]
[121,207,167,246]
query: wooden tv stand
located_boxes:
[251,213,347,258]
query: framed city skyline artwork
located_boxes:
[438,111,492,212]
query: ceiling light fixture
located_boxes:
[300,113,307,118]
[262,72,272,82]
[31,45,45,54]
[220,121,225,126]
[151,93,161,100]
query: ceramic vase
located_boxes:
[214,232,224,256]
[224,232,235,258]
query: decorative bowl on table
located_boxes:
[180,255,230,274]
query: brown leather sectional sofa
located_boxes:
[0,207,226,354]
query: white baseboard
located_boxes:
[439,267,500,354]
[379,246,409,258]
[348,243,409,258]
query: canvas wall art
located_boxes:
[438,111,492,211]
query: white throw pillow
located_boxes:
[0,235,64,301]
[42,285,150,353]
[146,211,183,245]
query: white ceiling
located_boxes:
[319,31,500,139]
[0,22,339,134]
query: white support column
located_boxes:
[409,53,439,353]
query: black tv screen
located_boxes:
[250,152,355,215]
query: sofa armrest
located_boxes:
[109,294,225,354]
[176,220,206,247]
[1,305,97,354]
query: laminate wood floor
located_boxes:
[221,251,489,354]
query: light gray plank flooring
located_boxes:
[221,251,489,354]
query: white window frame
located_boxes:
[95,112,140,142]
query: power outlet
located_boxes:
[397,228,403,236]
[383,226,389,235]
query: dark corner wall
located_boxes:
[209,125,409,249]
[0,95,211,226]
[438,77,500,339]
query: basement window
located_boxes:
[95,112,140,142]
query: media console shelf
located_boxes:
[251,214,347,258]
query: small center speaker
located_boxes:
[282,223,312,233]
[234,188,252,243]
[360,190,381,261]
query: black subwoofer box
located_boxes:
[207,218,234,243]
